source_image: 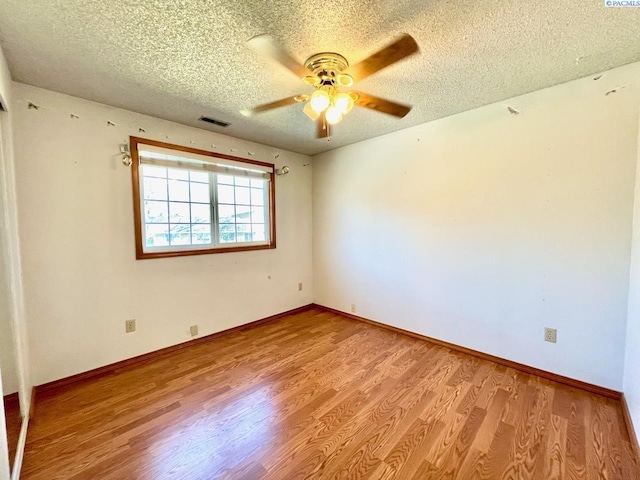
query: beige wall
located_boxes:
[0,42,14,480]
[624,105,640,442]
[313,62,640,390]
[12,83,314,386]
[0,119,18,397]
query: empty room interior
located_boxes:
[1,1,640,479]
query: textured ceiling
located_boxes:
[1,1,639,155]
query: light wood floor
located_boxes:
[22,307,639,479]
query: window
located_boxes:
[130,137,276,259]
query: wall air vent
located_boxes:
[199,116,230,127]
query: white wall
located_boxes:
[624,106,640,442]
[313,62,640,390]
[0,114,19,397]
[0,45,14,480]
[0,54,30,417]
[12,83,313,386]
[0,43,17,397]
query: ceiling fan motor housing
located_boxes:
[304,53,353,87]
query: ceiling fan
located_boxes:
[240,34,419,139]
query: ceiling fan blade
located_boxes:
[352,91,412,118]
[240,96,303,117]
[317,112,330,138]
[247,34,309,79]
[347,34,419,83]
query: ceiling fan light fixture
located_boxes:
[337,74,354,87]
[244,34,418,139]
[303,76,320,86]
[334,92,355,114]
[325,105,343,124]
[310,89,331,113]
[303,101,320,120]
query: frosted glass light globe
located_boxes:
[325,106,344,124]
[310,90,330,113]
[334,92,354,114]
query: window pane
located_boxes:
[235,187,250,205]
[191,224,211,245]
[235,205,251,223]
[143,177,168,201]
[190,171,209,183]
[218,204,235,223]
[142,165,167,178]
[219,224,236,243]
[236,224,252,242]
[252,224,265,242]
[169,202,190,223]
[168,168,189,180]
[134,139,274,256]
[168,180,190,202]
[251,206,265,224]
[144,201,168,223]
[218,184,234,203]
[145,224,169,246]
[191,203,211,223]
[170,224,191,245]
[251,188,264,206]
[190,182,209,203]
[220,223,235,234]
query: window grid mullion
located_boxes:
[263,183,269,242]
[165,168,171,245]
[210,173,219,247]
[233,178,237,241]
[186,174,191,245]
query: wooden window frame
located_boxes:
[130,136,276,260]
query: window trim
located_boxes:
[130,136,276,259]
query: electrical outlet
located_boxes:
[298,282,303,292]
[190,325,198,337]
[544,327,557,343]
[125,319,136,333]
[351,304,357,314]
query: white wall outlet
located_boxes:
[190,325,198,337]
[351,304,357,314]
[544,327,557,343]
[298,282,303,292]
[125,319,136,333]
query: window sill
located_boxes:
[136,242,276,260]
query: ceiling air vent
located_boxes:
[199,116,230,127]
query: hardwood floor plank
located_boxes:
[387,419,446,479]
[3,393,21,472]
[434,405,488,479]
[544,414,568,480]
[501,382,553,479]
[470,388,510,453]
[21,307,639,479]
